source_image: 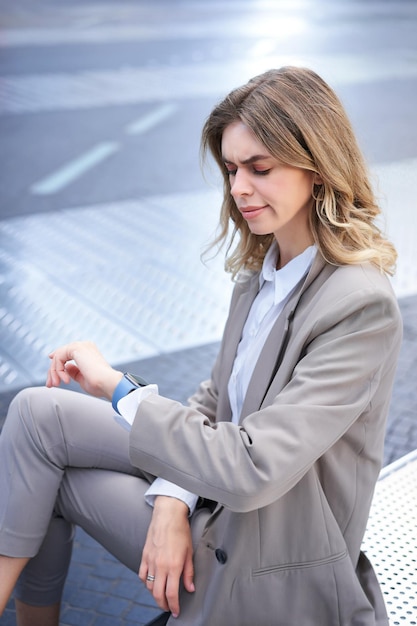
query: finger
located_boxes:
[152,575,170,613]
[46,348,70,387]
[165,573,181,618]
[52,354,71,384]
[56,370,71,385]
[64,362,81,381]
[46,365,61,388]
[138,558,148,583]
[54,370,67,385]
[45,364,53,387]
[182,552,195,593]
[145,573,156,589]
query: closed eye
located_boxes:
[224,167,271,177]
[253,168,271,176]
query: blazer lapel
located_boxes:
[239,254,328,421]
[216,272,260,422]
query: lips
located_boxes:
[239,206,267,219]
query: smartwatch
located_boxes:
[112,372,149,413]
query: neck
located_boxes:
[276,240,314,269]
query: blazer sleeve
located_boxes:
[128,283,402,513]
[185,357,220,423]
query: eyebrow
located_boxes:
[222,154,272,165]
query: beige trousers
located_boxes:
[0,386,208,605]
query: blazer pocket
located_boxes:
[252,549,348,576]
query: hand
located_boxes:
[46,340,123,399]
[139,496,195,618]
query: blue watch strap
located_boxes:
[112,375,138,413]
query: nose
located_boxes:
[230,169,252,198]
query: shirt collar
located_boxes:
[260,241,317,305]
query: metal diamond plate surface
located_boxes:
[362,450,417,626]
[1,154,417,393]
[0,189,232,391]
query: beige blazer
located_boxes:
[130,255,402,626]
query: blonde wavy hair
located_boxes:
[201,66,397,278]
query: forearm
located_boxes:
[129,293,402,512]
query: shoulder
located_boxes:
[308,261,402,335]
[320,262,398,305]
[331,262,393,289]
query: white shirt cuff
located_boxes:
[116,384,159,427]
[115,384,199,515]
[145,478,200,516]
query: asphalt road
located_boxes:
[1,0,417,218]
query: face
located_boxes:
[221,121,316,262]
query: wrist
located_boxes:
[153,495,189,517]
[111,372,150,413]
[104,370,123,401]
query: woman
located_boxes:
[0,67,402,625]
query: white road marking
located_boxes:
[29,104,177,196]
[31,141,119,195]
[125,102,177,135]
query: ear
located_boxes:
[313,173,323,185]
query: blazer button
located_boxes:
[215,548,228,564]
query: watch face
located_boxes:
[125,372,148,387]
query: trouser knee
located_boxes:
[7,386,55,432]
[4,387,69,466]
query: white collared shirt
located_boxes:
[116,243,316,513]
[228,242,316,423]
